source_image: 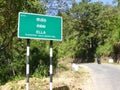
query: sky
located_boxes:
[92,0,114,4]
[76,0,118,5]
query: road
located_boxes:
[82,63,120,90]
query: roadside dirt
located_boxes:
[0,59,93,90]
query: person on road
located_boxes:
[97,56,101,64]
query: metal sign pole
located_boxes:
[50,40,53,90]
[26,39,30,90]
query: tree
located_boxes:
[40,0,75,15]
[118,0,120,7]
[0,0,45,84]
[82,0,91,3]
[96,6,120,63]
[68,2,106,62]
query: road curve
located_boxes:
[81,63,120,90]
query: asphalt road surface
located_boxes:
[82,63,120,90]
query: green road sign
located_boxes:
[18,12,62,41]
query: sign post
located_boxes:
[26,39,30,90]
[50,40,53,90]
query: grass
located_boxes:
[0,58,93,90]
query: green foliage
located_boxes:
[30,40,58,78]
[0,0,45,84]
[56,12,78,58]
[96,7,120,57]
[68,2,105,62]
[58,1,120,63]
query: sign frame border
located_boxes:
[18,12,63,41]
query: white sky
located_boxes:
[76,0,116,5]
[92,0,113,4]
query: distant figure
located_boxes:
[97,57,101,64]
